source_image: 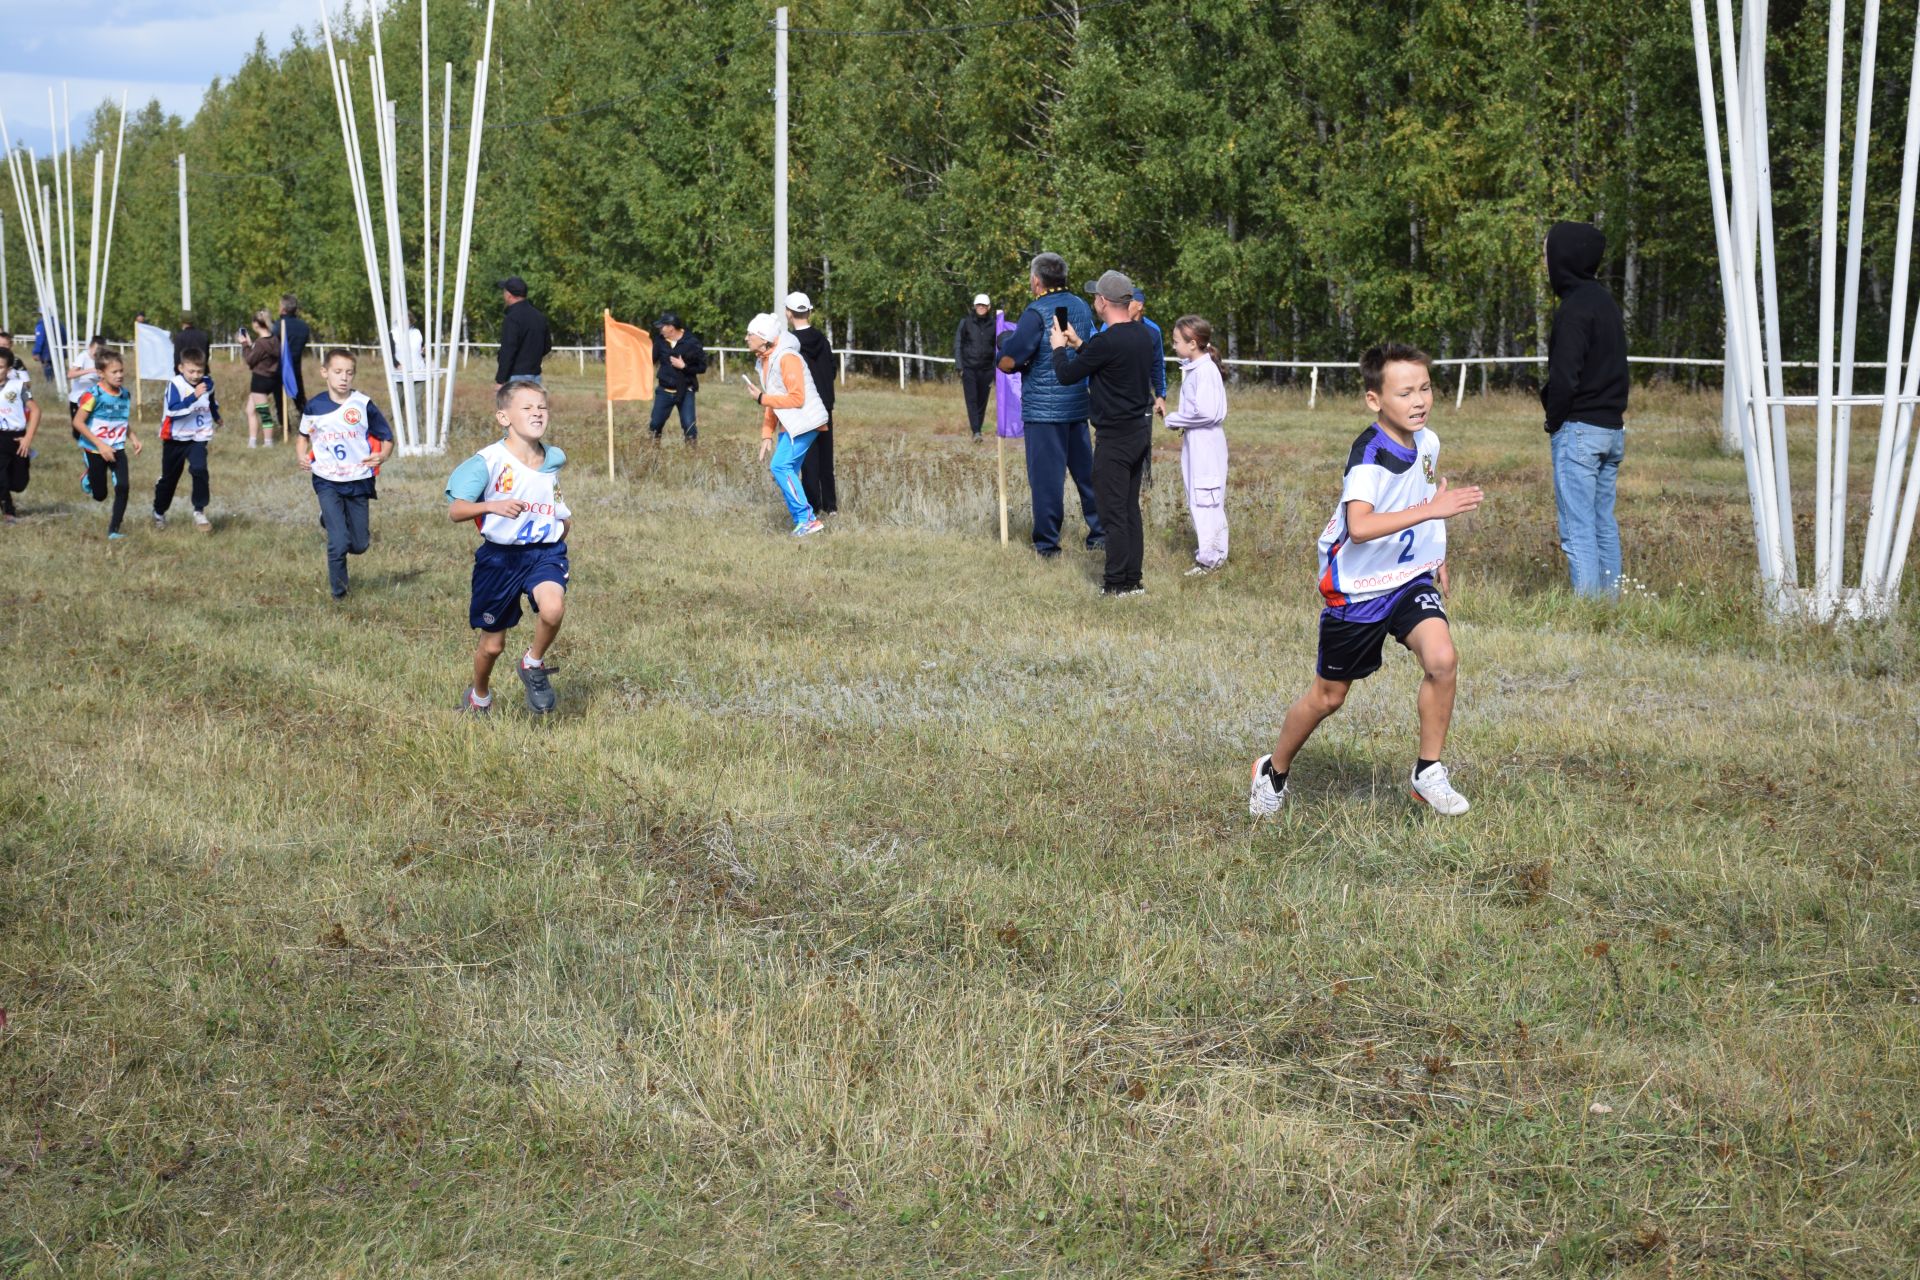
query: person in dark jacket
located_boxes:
[788,292,838,514]
[493,276,552,388]
[1542,221,1630,599]
[33,315,55,381]
[278,293,313,417]
[172,313,210,375]
[648,312,707,443]
[997,252,1104,558]
[955,293,996,440]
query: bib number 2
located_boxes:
[1397,529,1415,564]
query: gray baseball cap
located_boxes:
[1083,270,1134,303]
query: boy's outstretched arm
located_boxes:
[449,497,521,524]
[1345,478,1483,543]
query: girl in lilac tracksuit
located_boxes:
[1161,315,1229,573]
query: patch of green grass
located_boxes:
[1,364,1915,1276]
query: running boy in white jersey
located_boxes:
[1249,343,1484,817]
[445,381,570,716]
[299,349,393,597]
[152,348,223,532]
[0,346,40,523]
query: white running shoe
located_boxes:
[1410,762,1470,816]
[151,510,167,530]
[1248,754,1287,816]
[192,510,211,532]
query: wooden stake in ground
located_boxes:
[997,434,1008,546]
[606,399,615,481]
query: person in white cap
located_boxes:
[743,313,829,537]
[785,291,838,515]
[954,293,997,440]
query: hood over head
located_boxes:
[1546,221,1606,296]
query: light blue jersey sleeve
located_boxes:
[445,453,490,502]
[540,444,566,473]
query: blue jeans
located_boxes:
[1551,422,1625,597]
[648,386,697,439]
[1022,419,1103,555]
[770,431,817,526]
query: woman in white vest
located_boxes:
[744,312,829,537]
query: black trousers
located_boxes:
[801,419,837,514]
[961,366,993,434]
[0,433,28,513]
[153,439,210,515]
[648,387,697,440]
[1092,422,1152,591]
[85,449,131,534]
[315,479,372,597]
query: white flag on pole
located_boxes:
[135,322,174,380]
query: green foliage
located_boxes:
[2,0,1912,375]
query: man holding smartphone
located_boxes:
[996,252,1104,558]
[1051,270,1159,596]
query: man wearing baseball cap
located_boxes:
[1052,269,1160,596]
[954,292,997,440]
[785,292,839,514]
[649,312,708,444]
[493,276,552,391]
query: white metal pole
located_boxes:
[46,92,68,371]
[1692,0,1779,592]
[0,211,8,335]
[774,5,788,313]
[1831,0,1879,596]
[1863,7,1920,598]
[83,153,101,350]
[1810,0,1847,610]
[178,154,190,312]
[440,2,497,450]
[59,87,78,372]
[96,95,126,343]
[421,0,435,453]
[1741,0,1795,583]
[434,62,452,451]
[378,94,419,451]
[37,182,67,396]
[335,59,405,459]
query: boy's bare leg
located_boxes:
[1269,676,1351,773]
[472,629,507,698]
[527,583,566,662]
[1402,618,1458,761]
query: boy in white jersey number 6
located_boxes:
[446,382,571,716]
[1249,343,1485,818]
[299,349,393,597]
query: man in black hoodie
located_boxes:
[494,276,553,389]
[1542,221,1630,599]
[954,293,997,439]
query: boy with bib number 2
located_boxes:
[1248,343,1484,818]
[446,381,570,717]
[299,349,393,598]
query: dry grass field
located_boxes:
[0,355,1915,1276]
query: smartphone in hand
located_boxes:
[1053,307,1069,332]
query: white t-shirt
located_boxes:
[1316,424,1446,613]
[0,368,31,431]
[392,327,429,380]
[448,438,571,545]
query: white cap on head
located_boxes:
[783,291,812,313]
[972,293,991,306]
[747,313,783,342]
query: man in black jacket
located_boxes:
[493,276,552,389]
[1542,221,1630,599]
[787,292,839,514]
[954,293,996,440]
[649,312,707,444]
[172,313,211,375]
[1052,270,1160,597]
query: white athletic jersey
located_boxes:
[302,390,382,482]
[467,438,570,545]
[1317,424,1446,609]
[161,374,218,442]
[68,368,99,407]
[0,368,30,431]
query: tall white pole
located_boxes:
[333,58,405,460]
[378,94,419,451]
[774,5,788,314]
[434,61,452,451]
[1831,1,1879,597]
[83,153,101,349]
[421,1,435,452]
[0,212,8,335]
[97,95,126,343]
[46,92,68,370]
[1810,0,1847,609]
[1744,0,1791,558]
[178,154,191,312]
[439,0,498,452]
[1863,8,1920,599]
[61,86,78,368]
[37,183,67,396]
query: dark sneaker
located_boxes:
[517,658,557,715]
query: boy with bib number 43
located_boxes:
[446,381,570,717]
[298,349,393,598]
[1248,343,1484,818]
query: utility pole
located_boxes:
[774,5,788,315]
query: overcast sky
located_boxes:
[0,1,311,154]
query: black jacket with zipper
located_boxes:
[1541,221,1629,433]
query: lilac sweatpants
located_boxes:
[1180,425,1228,567]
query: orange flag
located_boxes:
[604,310,655,401]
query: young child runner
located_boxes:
[67,336,102,490]
[1160,315,1229,574]
[73,350,140,540]
[0,347,40,523]
[743,312,828,537]
[1249,343,1484,817]
[446,382,570,716]
[299,349,393,597]
[152,347,223,532]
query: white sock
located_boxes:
[522,651,544,668]
[469,688,492,706]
